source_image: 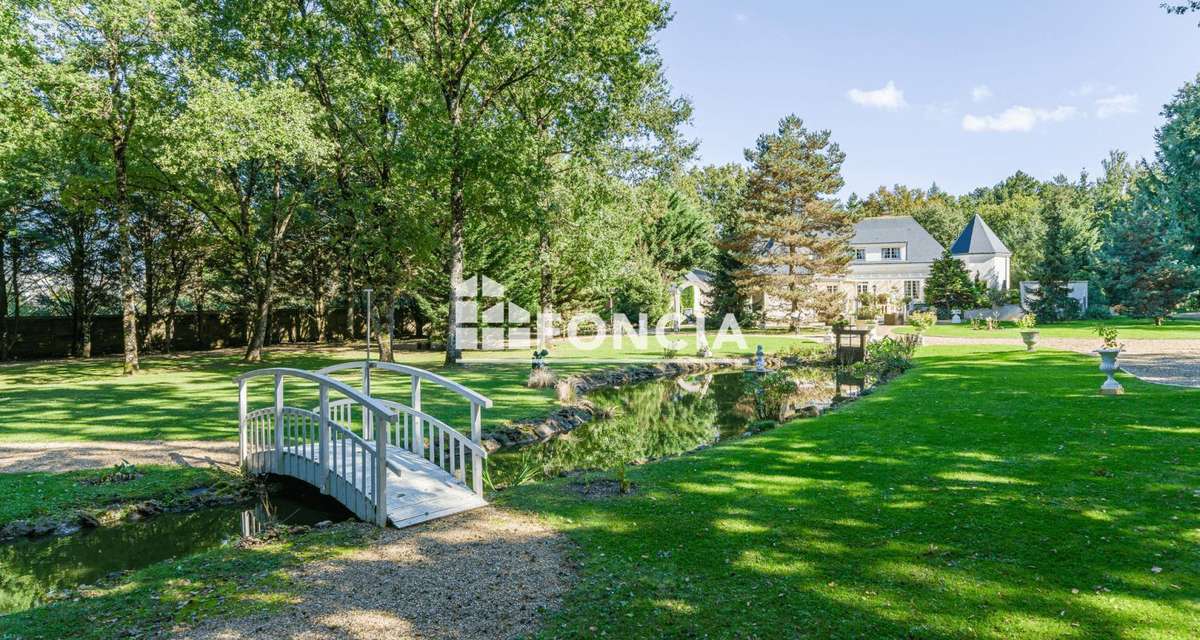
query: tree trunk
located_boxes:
[538,223,553,318]
[110,53,139,374]
[444,165,465,365]
[81,315,93,358]
[312,293,326,342]
[165,274,184,354]
[0,228,7,360]
[244,277,271,362]
[377,290,395,362]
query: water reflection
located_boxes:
[489,367,860,488]
[0,478,350,615]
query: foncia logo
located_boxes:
[453,274,746,361]
[454,275,538,351]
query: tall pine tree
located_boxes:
[1032,187,1095,321]
[1101,172,1199,324]
[924,249,975,312]
[725,116,852,330]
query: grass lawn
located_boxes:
[894,317,1200,340]
[498,345,1200,639]
[0,466,231,527]
[0,334,812,443]
[0,522,375,639]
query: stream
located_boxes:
[0,477,351,615]
[487,366,862,487]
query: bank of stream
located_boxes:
[487,365,865,489]
[0,477,351,615]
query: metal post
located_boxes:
[273,373,284,472]
[318,383,330,493]
[364,288,373,367]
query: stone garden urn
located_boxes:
[951,310,962,324]
[1094,347,1124,395]
[1020,330,1039,352]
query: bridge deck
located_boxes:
[281,440,487,528]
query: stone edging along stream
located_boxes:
[480,357,753,452]
[0,480,252,542]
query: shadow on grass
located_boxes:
[499,348,1200,638]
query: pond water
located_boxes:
[0,477,351,616]
[488,367,863,488]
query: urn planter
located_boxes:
[1094,347,1124,395]
[1020,330,1039,351]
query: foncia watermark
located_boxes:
[453,275,747,362]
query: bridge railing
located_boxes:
[316,361,492,496]
[236,367,397,526]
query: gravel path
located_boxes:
[178,506,574,640]
[0,440,238,474]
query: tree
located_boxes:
[161,76,330,361]
[31,0,189,374]
[924,248,975,312]
[684,164,748,323]
[380,0,677,364]
[1155,73,1200,264]
[1031,187,1095,321]
[1101,172,1199,324]
[727,116,852,331]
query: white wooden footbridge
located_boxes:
[236,361,492,528]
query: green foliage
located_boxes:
[924,248,976,311]
[1100,173,1198,323]
[725,115,853,330]
[1031,187,1095,322]
[1096,324,1121,348]
[1016,313,1037,330]
[907,310,937,333]
[860,335,917,379]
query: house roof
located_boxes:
[951,214,1011,256]
[850,216,945,263]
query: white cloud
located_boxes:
[971,85,993,102]
[734,12,748,23]
[961,105,1078,133]
[847,81,907,110]
[1094,94,1138,119]
[1070,82,1116,98]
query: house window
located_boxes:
[826,285,838,294]
[882,247,901,260]
[904,280,921,300]
[853,248,865,261]
[856,283,869,295]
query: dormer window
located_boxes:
[854,248,866,260]
[881,247,901,260]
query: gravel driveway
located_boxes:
[178,506,574,640]
[0,440,239,474]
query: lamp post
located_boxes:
[363,288,373,363]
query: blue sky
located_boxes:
[655,1,1200,198]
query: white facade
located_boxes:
[750,214,1012,326]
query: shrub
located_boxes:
[908,310,937,334]
[862,336,917,379]
[1083,304,1113,320]
[527,368,558,388]
[1016,313,1037,330]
